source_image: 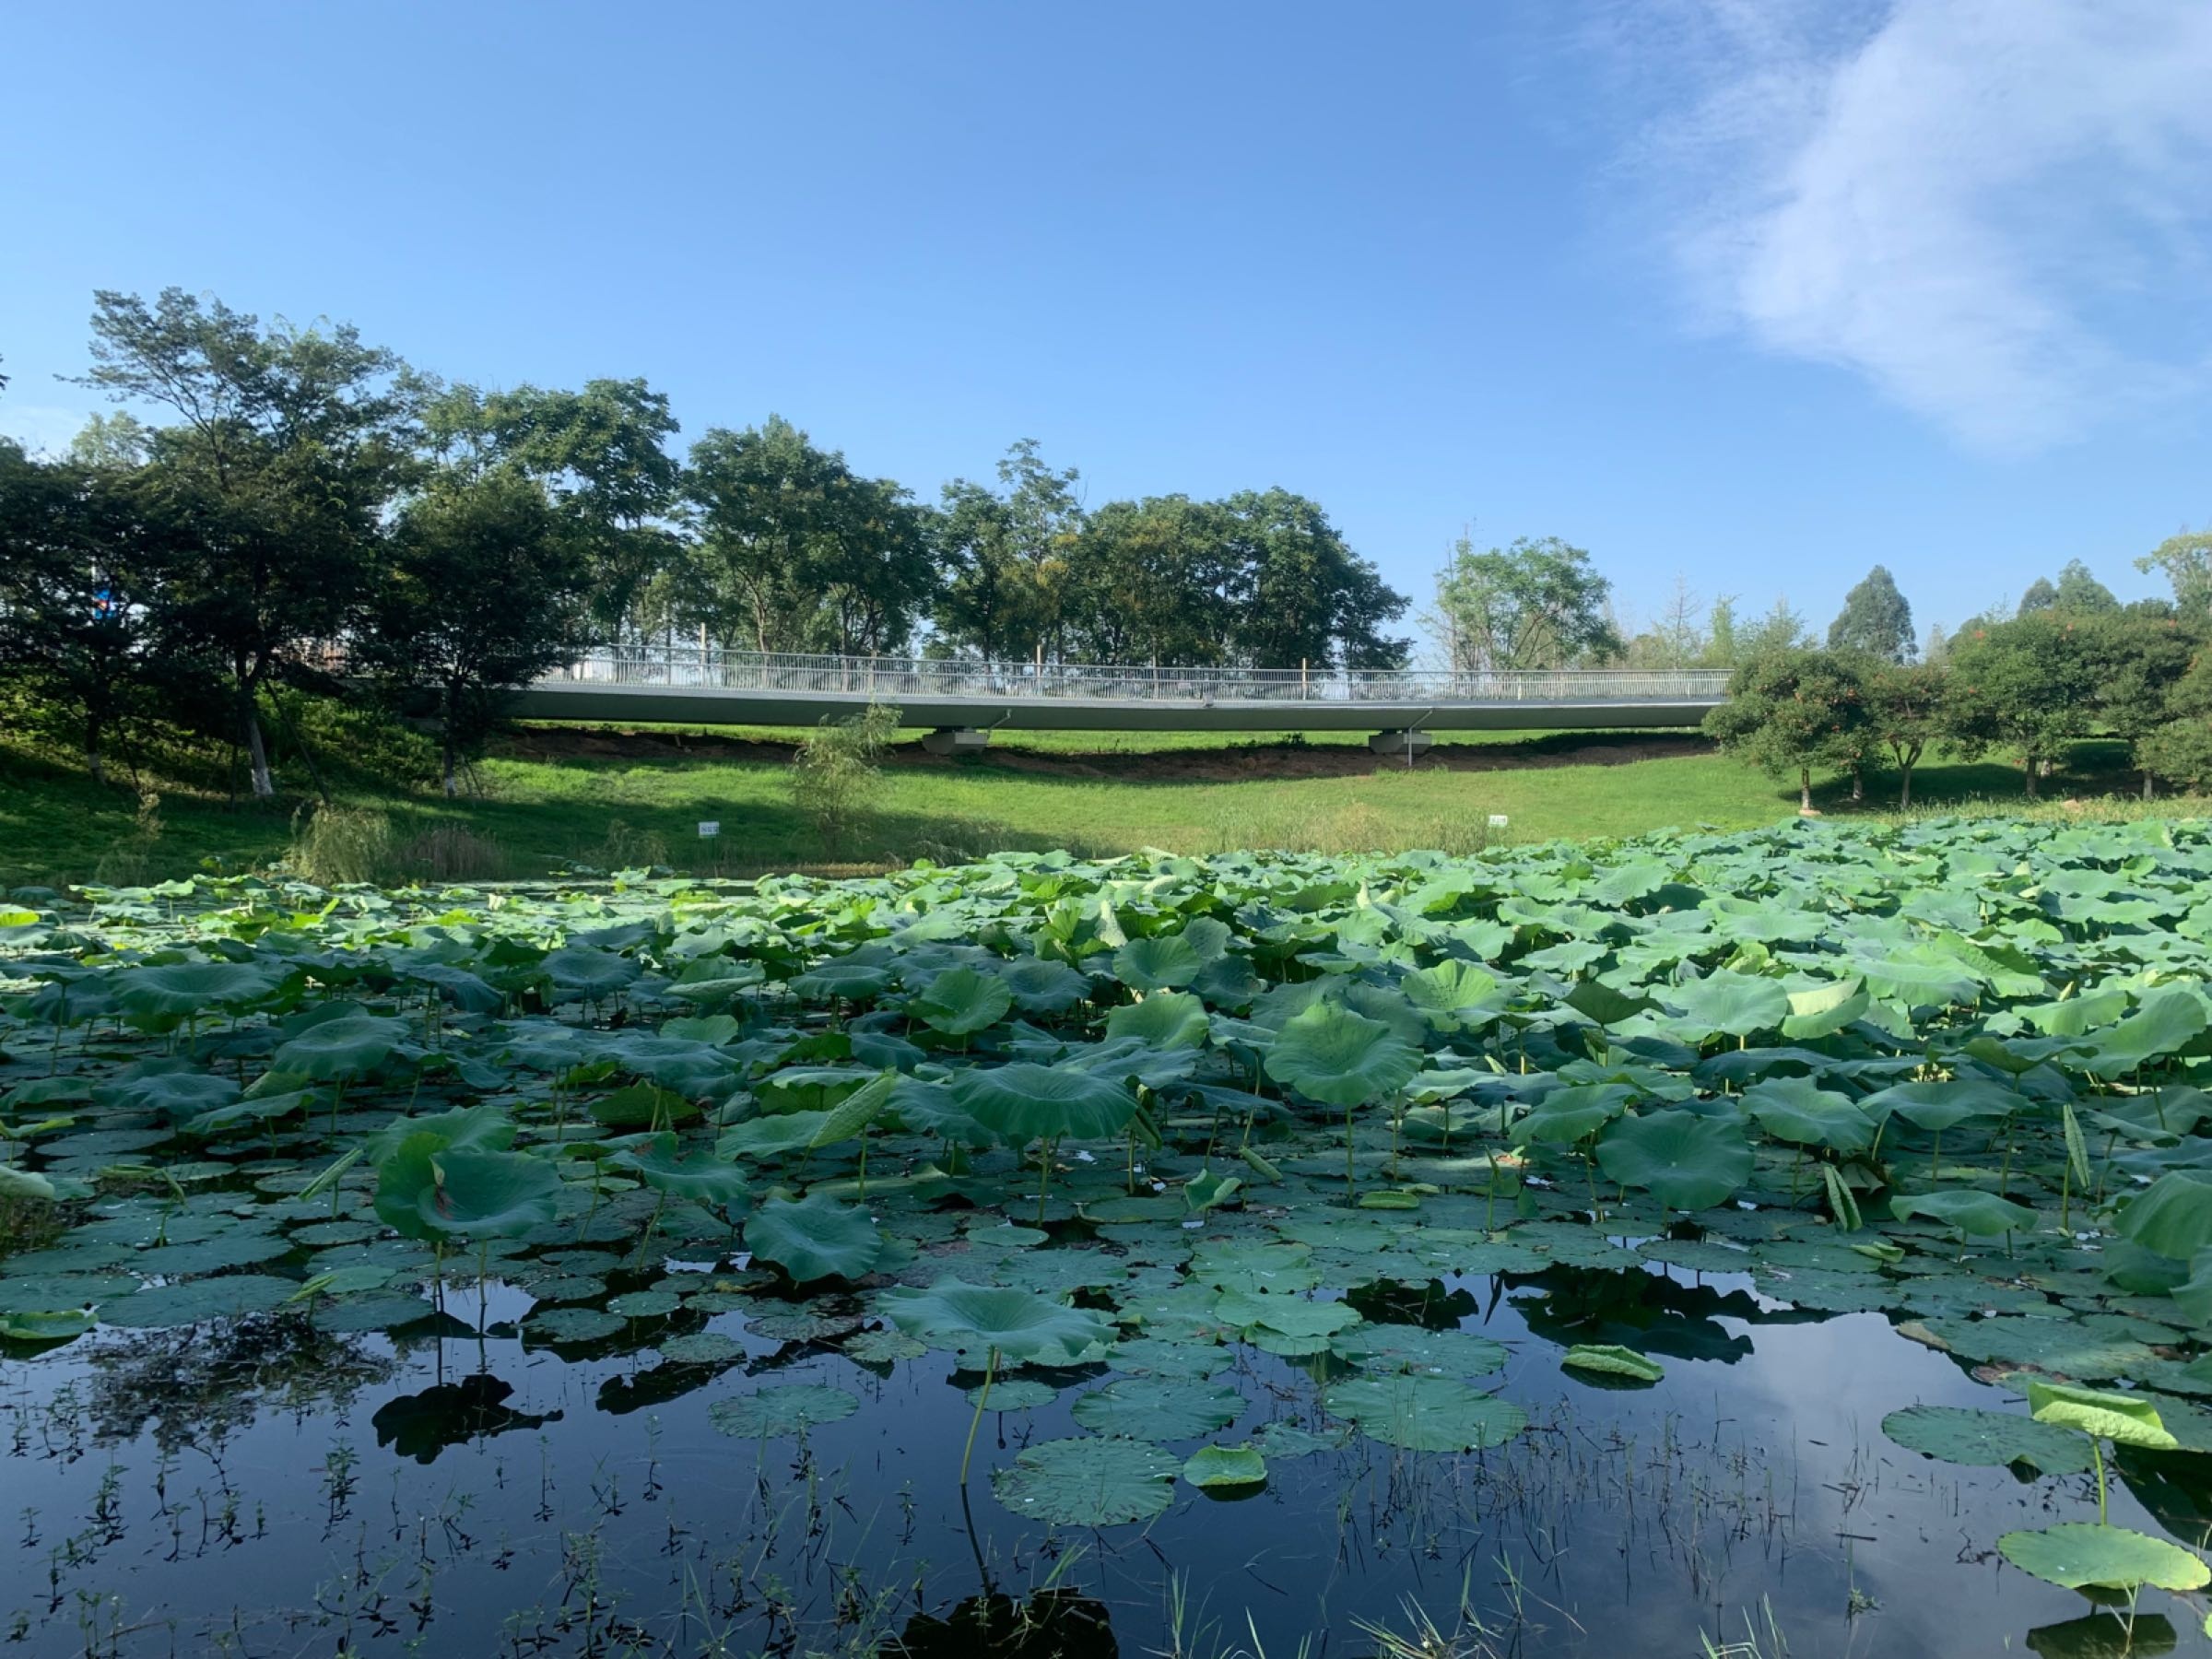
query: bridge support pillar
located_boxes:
[922,726,991,756]
[1369,729,1434,758]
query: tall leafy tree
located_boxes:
[1939,614,2100,797]
[1702,649,1866,812]
[75,288,422,797]
[2078,611,2197,797]
[1862,658,1946,808]
[0,441,178,782]
[427,379,680,638]
[1826,565,1914,662]
[934,441,1085,665]
[357,467,589,795]
[684,417,934,656]
[1431,535,1617,672]
[1223,488,1407,670]
[1065,495,1236,666]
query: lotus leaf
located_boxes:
[744,1192,887,1284]
[1594,1112,1752,1210]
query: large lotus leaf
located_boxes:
[1594,1112,1752,1210]
[101,1275,300,1329]
[908,967,1014,1035]
[1265,1003,1419,1108]
[717,1111,833,1159]
[1329,1324,1507,1377]
[1215,1289,1361,1341]
[950,1063,1138,1142]
[993,1437,1181,1525]
[1998,1524,2210,1593]
[1513,1084,1631,1147]
[2026,1381,2178,1450]
[0,1310,93,1343]
[2078,989,2209,1079]
[1072,1377,1243,1440]
[114,1070,241,1124]
[1113,933,1203,993]
[2115,1172,2212,1261]
[378,1145,559,1241]
[707,1384,860,1438]
[1105,992,1210,1050]
[1742,1077,1877,1153]
[1324,1375,1527,1452]
[540,947,642,1002]
[1662,972,1789,1041]
[998,957,1089,1015]
[366,1105,517,1162]
[112,960,279,1019]
[787,959,891,1003]
[1858,1078,2022,1134]
[745,1192,887,1284]
[1890,1189,2036,1237]
[877,1278,1113,1365]
[1880,1406,2094,1473]
[607,1134,751,1209]
[275,1015,409,1081]
[589,1084,700,1129]
[755,1067,877,1115]
[1404,960,1504,1029]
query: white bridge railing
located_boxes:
[538,647,1730,705]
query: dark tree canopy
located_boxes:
[1825,565,1914,662]
[1701,649,1866,811]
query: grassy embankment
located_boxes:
[0,714,2175,890]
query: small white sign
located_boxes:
[1488,814,1510,829]
[698,820,721,839]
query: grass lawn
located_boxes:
[0,720,2173,890]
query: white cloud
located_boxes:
[1609,0,2212,453]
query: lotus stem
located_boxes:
[959,1347,998,1488]
[2091,1435,2108,1524]
[1036,1136,1057,1224]
[1345,1108,1357,1195]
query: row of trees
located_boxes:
[1707,606,2212,808]
[0,289,1416,795]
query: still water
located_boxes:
[6,1253,2193,1658]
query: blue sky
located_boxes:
[6,0,2210,649]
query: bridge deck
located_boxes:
[513,651,1727,733]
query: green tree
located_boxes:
[1223,488,1407,670]
[1826,566,1914,662]
[2077,611,2197,797]
[427,379,680,638]
[1703,595,1741,667]
[684,417,935,656]
[1862,658,1946,808]
[2018,577,2059,614]
[934,441,1084,666]
[0,442,175,782]
[1431,535,1617,672]
[76,288,422,797]
[2138,530,2212,619]
[1065,495,1235,666]
[357,468,589,796]
[2139,647,2212,794]
[1939,615,2100,798]
[2053,559,2121,614]
[1702,649,1866,813]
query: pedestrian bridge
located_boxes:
[513,649,1727,754]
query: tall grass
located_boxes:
[284,806,512,886]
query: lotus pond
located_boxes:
[9,819,2212,1656]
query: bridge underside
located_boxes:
[509,683,1721,733]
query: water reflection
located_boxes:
[82,1312,396,1452]
[371,1372,562,1463]
[894,1589,1119,1658]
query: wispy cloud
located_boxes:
[1603,0,2212,453]
[0,402,97,457]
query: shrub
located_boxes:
[393,825,512,885]
[286,805,399,886]
[790,703,901,859]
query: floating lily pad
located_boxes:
[707,1384,861,1438]
[1881,1406,2094,1473]
[992,1437,1181,1525]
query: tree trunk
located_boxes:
[2144,771,2156,801]
[1849,764,1864,804]
[86,712,104,786]
[1799,768,1812,811]
[2022,756,2039,800]
[442,684,461,798]
[1898,765,1912,810]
